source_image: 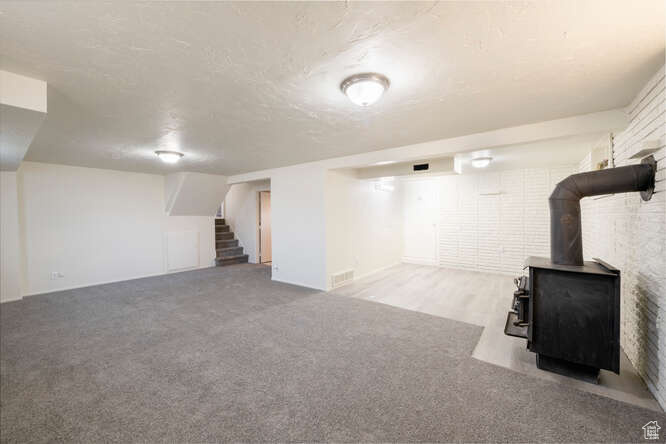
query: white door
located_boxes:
[259,191,272,263]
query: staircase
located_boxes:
[215,219,249,266]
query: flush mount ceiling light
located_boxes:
[155,150,184,164]
[471,156,492,168]
[341,73,390,106]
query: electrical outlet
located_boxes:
[50,272,58,280]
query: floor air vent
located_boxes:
[331,269,354,288]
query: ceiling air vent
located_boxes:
[413,163,429,171]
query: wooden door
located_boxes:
[259,191,272,263]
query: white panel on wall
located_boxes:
[166,230,199,271]
[478,172,503,271]
[524,168,551,259]
[477,194,501,272]
[499,170,525,272]
[434,166,574,275]
[439,175,462,267]
[403,179,439,265]
[457,175,479,268]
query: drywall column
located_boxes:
[1,172,21,302]
[269,166,327,290]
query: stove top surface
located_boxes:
[524,256,619,276]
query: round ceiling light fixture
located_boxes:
[155,150,184,164]
[471,156,492,168]
[341,73,390,106]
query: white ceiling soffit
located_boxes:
[453,133,605,174]
[354,157,455,180]
[0,104,46,171]
[0,1,663,175]
[350,132,601,179]
[165,172,230,216]
[0,71,47,171]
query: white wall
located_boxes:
[1,172,22,302]
[402,166,574,276]
[16,162,216,297]
[402,178,440,265]
[270,166,328,289]
[325,170,402,289]
[224,179,270,264]
[580,66,665,409]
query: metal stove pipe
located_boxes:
[549,155,656,266]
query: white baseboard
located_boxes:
[401,256,437,266]
[17,264,216,300]
[0,293,23,304]
[272,276,325,291]
[438,263,517,277]
[353,262,402,282]
[325,262,402,291]
[400,259,518,277]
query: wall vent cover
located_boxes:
[413,163,429,171]
[331,269,354,288]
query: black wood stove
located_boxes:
[504,155,657,382]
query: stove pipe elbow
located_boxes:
[549,156,656,266]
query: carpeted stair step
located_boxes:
[214,218,226,225]
[215,254,249,266]
[217,246,244,258]
[216,232,234,240]
[216,239,239,248]
[215,224,230,233]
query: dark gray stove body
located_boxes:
[505,256,620,382]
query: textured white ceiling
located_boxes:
[0,1,663,175]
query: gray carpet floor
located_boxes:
[1,264,664,443]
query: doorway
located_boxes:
[258,191,272,263]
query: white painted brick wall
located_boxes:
[580,66,665,409]
[438,166,574,275]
